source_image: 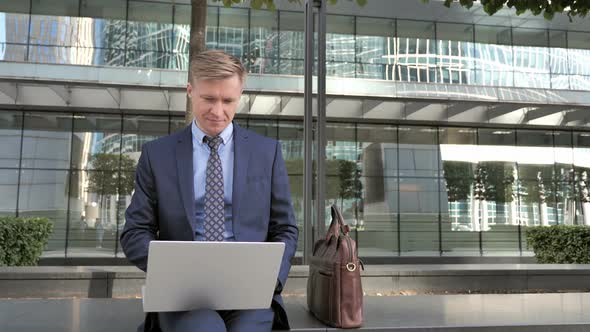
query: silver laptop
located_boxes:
[142,241,285,312]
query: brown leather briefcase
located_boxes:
[307,205,363,328]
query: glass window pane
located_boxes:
[18,169,69,256]
[28,45,126,66]
[399,177,439,254]
[0,169,18,215]
[357,124,397,177]
[68,169,121,256]
[356,17,394,65]
[516,130,556,231]
[22,112,72,169]
[127,1,173,52]
[279,11,304,60]
[513,45,550,89]
[125,50,174,69]
[550,30,567,48]
[29,15,75,47]
[399,126,439,255]
[0,111,23,168]
[249,9,278,69]
[122,115,169,171]
[326,15,355,63]
[568,31,590,50]
[574,132,590,226]
[358,176,398,256]
[474,25,511,45]
[80,0,126,20]
[477,128,520,254]
[396,21,436,83]
[437,23,473,42]
[173,5,217,56]
[473,43,514,87]
[0,43,27,62]
[218,7,248,59]
[72,114,121,171]
[437,23,475,84]
[550,47,569,75]
[513,28,547,47]
[439,127,479,254]
[2,13,30,44]
[398,126,438,177]
[0,2,30,14]
[247,119,278,139]
[278,120,304,253]
[31,0,78,17]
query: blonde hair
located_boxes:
[189,50,246,84]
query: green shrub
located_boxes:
[0,217,53,266]
[526,225,590,264]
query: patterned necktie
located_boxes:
[204,135,225,241]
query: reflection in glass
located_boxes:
[248,119,278,139]
[122,115,169,170]
[68,168,133,256]
[22,113,72,169]
[248,10,278,74]
[2,13,30,44]
[279,12,305,61]
[0,169,18,216]
[127,1,173,52]
[440,127,479,254]
[278,120,304,253]
[398,126,440,254]
[0,111,23,168]
[477,129,519,254]
[218,7,248,59]
[72,114,121,171]
[357,124,397,255]
[574,132,590,226]
[19,169,69,256]
[0,43,27,62]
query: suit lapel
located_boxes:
[232,123,250,237]
[176,125,195,231]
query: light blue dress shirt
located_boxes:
[191,121,234,241]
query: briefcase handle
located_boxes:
[325,205,351,240]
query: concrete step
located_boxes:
[2,294,590,331]
[2,264,590,299]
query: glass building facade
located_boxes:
[1,1,590,90]
[1,0,590,260]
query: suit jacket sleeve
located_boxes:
[120,143,158,272]
[268,142,299,292]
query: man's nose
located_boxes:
[211,101,224,114]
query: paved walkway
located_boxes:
[2,293,590,331]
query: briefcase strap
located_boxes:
[326,205,350,240]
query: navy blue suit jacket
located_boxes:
[120,122,298,331]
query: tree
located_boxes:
[423,0,589,20]
[187,0,367,123]
[86,153,137,227]
[442,161,473,202]
[284,158,361,209]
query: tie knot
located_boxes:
[204,136,223,151]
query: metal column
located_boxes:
[303,0,314,264]
[303,0,327,264]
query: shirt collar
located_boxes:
[191,120,234,146]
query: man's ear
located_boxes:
[187,82,193,98]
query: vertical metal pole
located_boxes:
[316,0,327,238]
[303,0,314,264]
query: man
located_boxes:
[120,50,299,332]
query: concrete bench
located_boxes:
[3,264,590,299]
[2,294,590,331]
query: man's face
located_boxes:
[187,75,242,137]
